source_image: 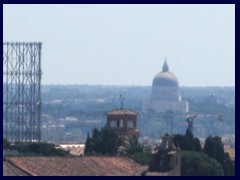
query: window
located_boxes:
[127,120,134,128]
[166,140,169,149]
[117,119,124,128]
[120,119,123,127]
[110,120,117,128]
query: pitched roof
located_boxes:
[3,161,29,176]
[106,108,138,115]
[5,156,144,176]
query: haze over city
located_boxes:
[3,4,235,86]
[3,4,235,176]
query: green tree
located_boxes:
[3,138,11,149]
[11,142,69,156]
[116,135,152,165]
[128,150,152,165]
[203,136,215,157]
[212,136,225,166]
[181,151,224,176]
[193,137,202,152]
[173,134,194,151]
[84,133,92,154]
[84,127,122,155]
[223,153,235,176]
[204,136,225,165]
[185,128,194,140]
[101,127,123,155]
[123,135,144,155]
[203,136,234,176]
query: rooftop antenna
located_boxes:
[119,94,125,109]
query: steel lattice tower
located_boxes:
[3,42,42,142]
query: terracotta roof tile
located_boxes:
[7,156,144,176]
[3,161,29,176]
[106,108,138,115]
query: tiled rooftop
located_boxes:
[3,161,29,176]
[4,156,144,176]
[106,108,138,115]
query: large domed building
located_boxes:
[142,60,189,113]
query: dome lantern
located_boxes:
[162,59,169,72]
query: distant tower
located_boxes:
[106,106,139,139]
[3,42,42,142]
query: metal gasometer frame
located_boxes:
[3,42,42,142]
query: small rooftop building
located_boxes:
[147,133,181,176]
[159,133,181,176]
[106,108,139,139]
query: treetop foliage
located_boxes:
[3,139,69,157]
[84,127,123,155]
[181,151,224,176]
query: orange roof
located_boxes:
[224,146,235,160]
[3,161,29,176]
[6,156,144,176]
[106,108,138,115]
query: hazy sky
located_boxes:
[3,4,235,86]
